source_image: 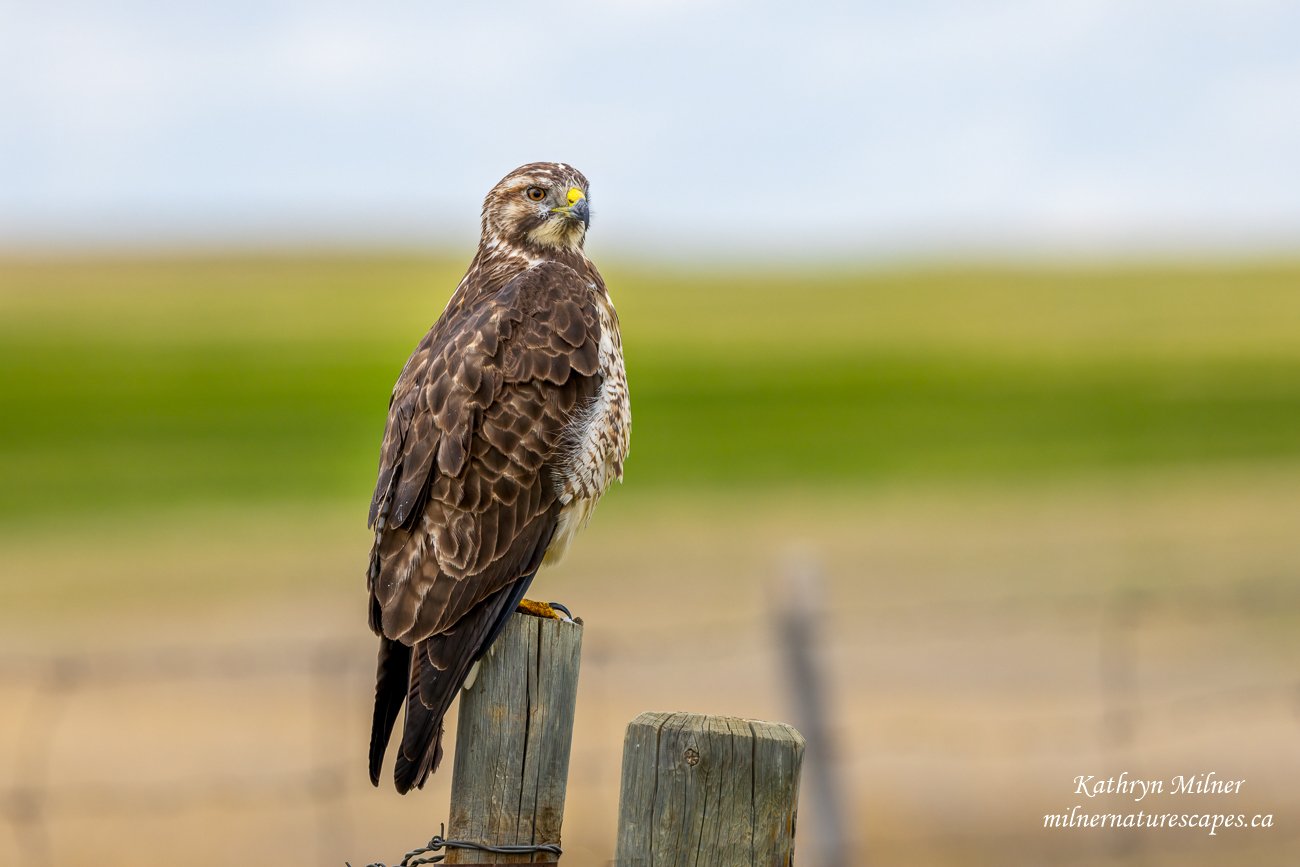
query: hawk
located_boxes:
[365,162,630,793]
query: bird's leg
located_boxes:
[516,599,575,622]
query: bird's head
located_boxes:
[481,162,591,253]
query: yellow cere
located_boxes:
[567,187,584,205]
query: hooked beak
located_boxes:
[568,197,590,229]
[552,188,590,229]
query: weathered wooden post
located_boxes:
[444,611,583,864]
[615,712,805,866]
[774,555,849,866]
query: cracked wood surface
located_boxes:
[615,711,804,866]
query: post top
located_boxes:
[627,711,805,747]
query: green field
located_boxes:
[3,253,1299,867]
[2,254,1297,526]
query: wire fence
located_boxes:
[1,640,359,866]
[1,581,1298,866]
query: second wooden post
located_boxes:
[615,711,805,866]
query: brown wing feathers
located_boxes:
[367,261,602,791]
[392,506,558,792]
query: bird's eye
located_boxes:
[525,186,546,202]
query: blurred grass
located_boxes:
[2,254,1299,867]
[1,253,1298,527]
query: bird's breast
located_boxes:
[544,293,630,564]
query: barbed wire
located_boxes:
[0,580,1292,684]
[348,824,561,866]
[0,638,361,683]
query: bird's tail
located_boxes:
[367,637,411,787]
[368,573,537,793]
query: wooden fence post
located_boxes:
[444,611,583,864]
[614,712,805,867]
[774,556,849,866]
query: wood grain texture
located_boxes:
[445,612,583,864]
[615,712,805,867]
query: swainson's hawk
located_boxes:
[366,162,630,793]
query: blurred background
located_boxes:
[2,1,1298,865]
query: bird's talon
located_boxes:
[517,598,558,620]
[516,598,574,621]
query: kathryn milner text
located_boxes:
[1074,772,1244,802]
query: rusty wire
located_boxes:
[348,824,562,866]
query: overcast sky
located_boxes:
[2,0,1298,256]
